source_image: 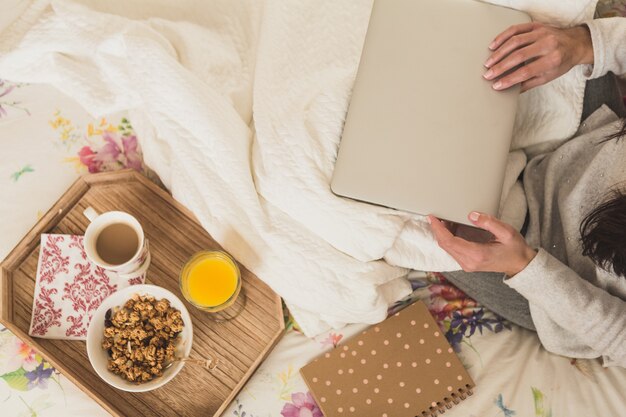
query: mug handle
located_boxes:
[83,206,99,222]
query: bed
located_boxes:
[1,3,626,417]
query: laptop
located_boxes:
[331,0,530,226]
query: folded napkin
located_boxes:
[29,234,144,340]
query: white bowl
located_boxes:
[86,284,193,392]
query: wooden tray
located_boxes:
[0,170,285,417]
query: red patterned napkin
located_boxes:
[29,234,145,340]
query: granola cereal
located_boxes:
[102,293,184,383]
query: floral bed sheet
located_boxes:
[2,40,626,417]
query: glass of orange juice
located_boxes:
[179,251,244,320]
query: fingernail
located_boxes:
[484,58,493,68]
[489,41,497,50]
[483,69,494,79]
[426,216,432,224]
[493,81,503,90]
[469,212,480,222]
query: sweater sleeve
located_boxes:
[584,17,626,79]
[504,249,626,367]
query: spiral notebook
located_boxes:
[300,301,474,417]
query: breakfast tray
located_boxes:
[0,170,285,417]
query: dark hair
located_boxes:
[580,190,626,277]
[604,117,626,142]
[579,118,626,277]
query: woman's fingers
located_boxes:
[428,215,454,242]
[429,216,469,252]
[467,212,515,242]
[484,43,542,81]
[485,31,538,68]
[491,58,550,90]
[489,22,539,50]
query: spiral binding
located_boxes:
[417,384,474,417]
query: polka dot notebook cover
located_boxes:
[300,301,474,417]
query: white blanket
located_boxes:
[0,0,596,336]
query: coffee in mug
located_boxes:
[83,207,150,278]
[95,223,140,265]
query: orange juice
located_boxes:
[180,251,241,311]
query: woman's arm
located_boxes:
[506,249,626,367]
[483,17,626,91]
[429,212,626,367]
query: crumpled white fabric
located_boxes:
[0,0,596,336]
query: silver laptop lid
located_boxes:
[331,0,530,226]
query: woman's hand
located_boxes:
[429,212,537,277]
[484,22,594,92]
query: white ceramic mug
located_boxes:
[83,207,151,279]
